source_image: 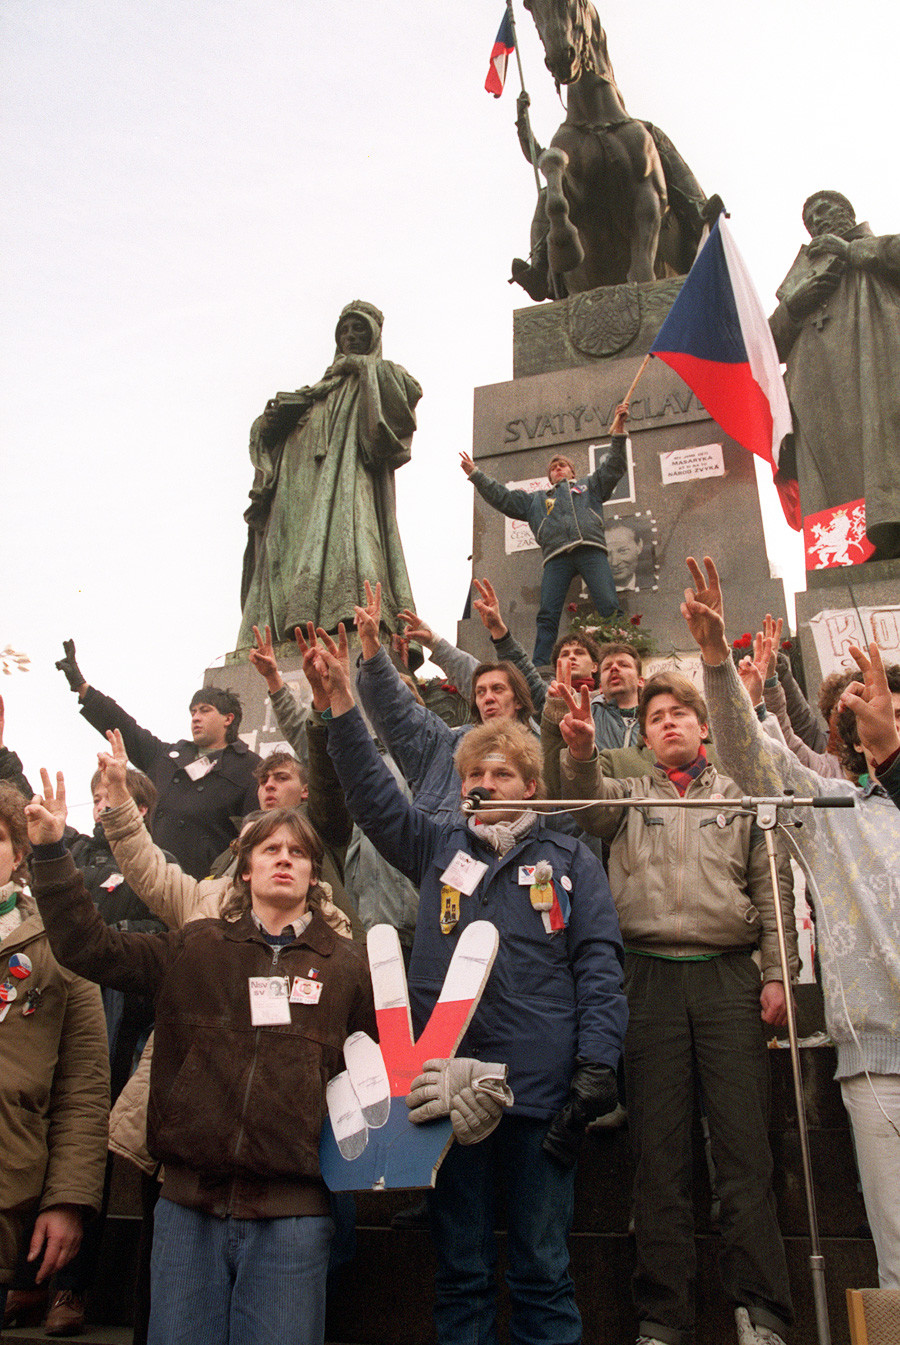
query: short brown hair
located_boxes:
[552,631,602,681]
[0,782,30,885]
[597,641,643,676]
[453,721,545,799]
[638,671,709,738]
[818,669,857,724]
[254,751,308,789]
[470,662,535,725]
[547,454,576,478]
[222,809,325,920]
[834,662,900,780]
[89,767,158,817]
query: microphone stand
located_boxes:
[463,789,855,1345]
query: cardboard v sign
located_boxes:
[319,920,499,1191]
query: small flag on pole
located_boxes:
[485,10,515,98]
[650,216,800,529]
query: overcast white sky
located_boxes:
[3,0,897,826]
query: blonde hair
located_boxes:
[453,721,545,798]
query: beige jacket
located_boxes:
[101,798,352,1174]
[559,746,798,983]
[1,894,109,1280]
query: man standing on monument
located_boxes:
[238,302,422,644]
[460,404,630,667]
[769,191,900,558]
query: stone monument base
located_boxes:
[794,558,900,685]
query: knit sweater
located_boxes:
[703,657,900,1080]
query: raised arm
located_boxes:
[310,627,440,884]
[472,577,547,716]
[93,730,206,928]
[681,556,839,797]
[776,653,828,753]
[552,677,629,838]
[464,461,535,522]
[0,693,34,797]
[840,642,900,779]
[589,403,630,498]
[28,769,180,995]
[355,584,459,795]
[419,577,547,718]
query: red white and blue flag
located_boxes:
[650,216,800,529]
[485,10,515,98]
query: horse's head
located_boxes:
[523,0,598,85]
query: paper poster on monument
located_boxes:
[589,438,635,504]
[503,476,549,554]
[602,513,659,593]
[808,606,900,676]
[659,443,725,486]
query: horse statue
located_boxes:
[512,0,716,301]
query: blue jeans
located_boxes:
[427,1114,581,1345]
[534,546,620,666]
[148,1198,333,1345]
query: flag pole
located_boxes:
[611,354,652,430]
[505,0,542,199]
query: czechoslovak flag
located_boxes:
[650,216,801,530]
[485,10,515,98]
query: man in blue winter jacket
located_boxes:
[461,403,630,665]
[310,625,627,1345]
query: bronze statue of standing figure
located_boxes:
[238,302,421,645]
[770,191,900,560]
[511,0,715,301]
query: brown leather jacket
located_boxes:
[33,849,375,1219]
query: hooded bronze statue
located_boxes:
[238,302,422,643]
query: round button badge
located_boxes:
[8,953,32,979]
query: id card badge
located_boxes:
[184,756,213,782]
[440,850,488,896]
[248,976,291,1025]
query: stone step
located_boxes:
[4,1328,132,1345]
[326,1227,874,1345]
[40,1034,873,1345]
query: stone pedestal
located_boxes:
[795,558,900,683]
[458,288,788,661]
[202,644,314,762]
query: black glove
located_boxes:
[542,1061,619,1169]
[55,639,85,693]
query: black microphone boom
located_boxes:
[461,786,493,815]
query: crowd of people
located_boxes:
[1,552,899,1345]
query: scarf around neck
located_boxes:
[467,808,537,856]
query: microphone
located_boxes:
[461,786,492,815]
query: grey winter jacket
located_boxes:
[469,436,628,563]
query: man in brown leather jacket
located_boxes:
[28,773,374,1345]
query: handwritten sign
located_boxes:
[502,477,549,554]
[809,607,900,676]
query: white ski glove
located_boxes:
[406,1058,514,1145]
